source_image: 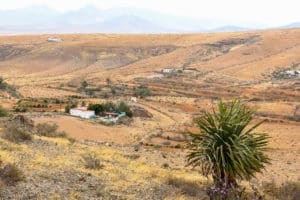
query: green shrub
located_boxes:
[89,101,133,117]
[81,81,88,89]
[117,101,133,118]
[14,107,28,112]
[65,103,77,113]
[134,85,152,98]
[0,105,10,117]
[102,101,116,112]
[103,93,109,99]
[65,105,71,113]
[88,104,104,115]
[187,99,270,190]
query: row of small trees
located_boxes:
[80,80,152,98]
[88,101,133,117]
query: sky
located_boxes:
[0,0,300,27]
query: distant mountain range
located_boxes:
[0,6,299,34]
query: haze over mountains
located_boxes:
[0,5,299,34]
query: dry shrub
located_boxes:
[82,154,103,170]
[36,123,67,138]
[0,163,25,185]
[9,115,34,131]
[0,105,10,117]
[166,175,205,197]
[123,154,140,160]
[1,123,32,143]
[67,137,76,144]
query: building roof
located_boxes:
[71,107,94,113]
[105,112,119,116]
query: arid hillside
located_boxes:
[0,29,299,84]
[0,29,299,199]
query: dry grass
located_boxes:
[18,86,78,98]
[166,175,206,197]
[263,180,300,200]
[35,122,67,138]
[82,153,103,170]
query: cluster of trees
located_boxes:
[134,85,152,98]
[88,101,133,117]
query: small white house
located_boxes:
[285,70,300,76]
[162,68,174,73]
[70,107,95,119]
[47,37,62,42]
[130,97,137,103]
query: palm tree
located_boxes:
[187,99,270,190]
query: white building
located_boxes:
[162,68,174,73]
[47,37,62,42]
[130,97,137,102]
[70,107,95,119]
[285,70,300,76]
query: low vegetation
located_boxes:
[65,101,78,113]
[35,123,67,138]
[166,175,205,197]
[1,123,32,143]
[82,153,104,169]
[0,105,10,117]
[263,180,300,200]
[134,85,152,98]
[88,101,133,117]
[0,77,19,98]
[0,163,25,186]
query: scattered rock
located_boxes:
[134,145,140,152]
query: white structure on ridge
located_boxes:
[47,37,62,42]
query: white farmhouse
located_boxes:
[162,68,174,73]
[130,96,137,102]
[70,107,95,119]
[285,70,300,76]
[47,37,62,42]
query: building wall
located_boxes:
[70,109,95,119]
[162,68,173,73]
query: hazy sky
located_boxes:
[1,0,300,26]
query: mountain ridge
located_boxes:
[0,6,299,34]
